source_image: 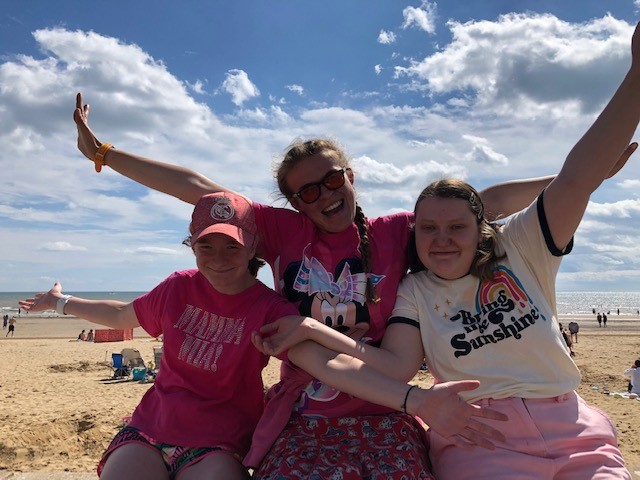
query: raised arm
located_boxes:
[19,282,140,330]
[287,341,507,449]
[479,175,554,221]
[545,22,640,249]
[74,93,235,205]
[478,141,636,221]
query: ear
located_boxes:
[346,168,355,185]
[289,196,303,211]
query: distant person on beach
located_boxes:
[86,329,94,342]
[624,359,640,395]
[6,316,16,337]
[603,312,608,327]
[2,313,7,329]
[77,329,86,341]
[559,323,575,357]
[19,192,301,480]
[568,321,579,343]
[252,22,640,479]
[597,312,602,327]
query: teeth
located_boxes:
[323,200,342,214]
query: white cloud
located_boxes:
[462,135,509,165]
[401,1,437,34]
[187,79,206,94]
[1,18,639,292]
[40,242,87,252]
[374,64,383,75]
[587,198,640,218]
[286,84,304,95]
[220,69,260,106]
[129,247,182,255]
[395,14,633,119]
[378,30,397,44]
[617,179,640,189]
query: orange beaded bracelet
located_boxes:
[93,143,114,172]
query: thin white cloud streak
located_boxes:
[1,15,639,291]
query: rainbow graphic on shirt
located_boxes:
[475,265,547,322]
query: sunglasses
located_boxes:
[291,168,349,204]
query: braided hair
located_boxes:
[276,138,380,303]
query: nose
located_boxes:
[433,230,451,245]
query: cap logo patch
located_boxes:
[210,197,235,221]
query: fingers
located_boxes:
[250,331,276,356]
[606,142,637,179]
[74,92,89,123]
[250,331,268,354]
[468,417,506,443]
[470,404,508,421]
[445,379,481,393]
[458,430,496,450]
[259,322,279,334]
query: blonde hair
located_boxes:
[275,138,380,303]
[410,178,503,281]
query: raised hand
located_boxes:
[606,142,637,179]
[19,282,63,313]
[408,380,508,450]
[74,92,102,161]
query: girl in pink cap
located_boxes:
[20,192,300,480]
[72,92,556,478]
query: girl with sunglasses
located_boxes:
[74,94,552,478]
[252,22,640,480]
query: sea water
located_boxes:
[2,291,640,316]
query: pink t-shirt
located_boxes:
[130,269,297,455]
[254,202,413,417]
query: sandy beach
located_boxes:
[0,313,638,477]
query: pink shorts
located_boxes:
[97,426,241,479]
[429,391,631,480]
[254,413,434,480]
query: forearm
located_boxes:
[62,297,139,330]
[560,68,640,192]
[289,341,418,409]
[479,175,554,221]
[102,149,231,205]
[303,321,411,378]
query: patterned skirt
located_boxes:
[253,413,434,480]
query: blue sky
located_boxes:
[2,1,640,293]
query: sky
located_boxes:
[2,1,640,293]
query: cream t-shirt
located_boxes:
[391,196,580,403]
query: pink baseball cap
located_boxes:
[189,192,257,247]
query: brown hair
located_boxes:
[275,138,380,303]
[409,178,503,281]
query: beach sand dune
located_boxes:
[0,314,638,477]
